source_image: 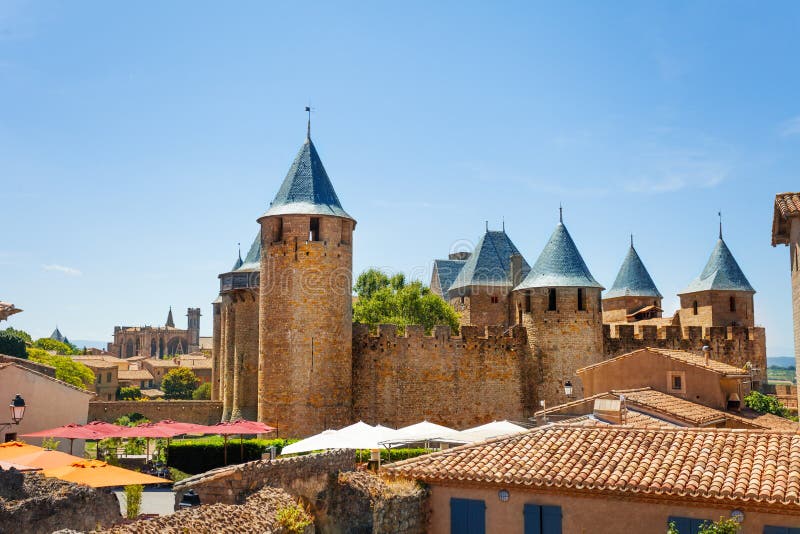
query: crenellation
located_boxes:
[686,326,703,340]
[707,326,727,341]
[640,325,657,340]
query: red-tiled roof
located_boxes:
[118,370,154,381]
[577,347,749,377]
[386,426,800,509]
[776,192,800,218]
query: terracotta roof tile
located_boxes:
[118,370,154,381]
[559,410,679,429]
[776,192,800,218]
[614,389,728,426]
[577,347,749,377]
[386,426,800,509]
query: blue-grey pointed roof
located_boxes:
[448,231,530,294]
[604,245,662,299]
[235,231,262,272]
[432,259,466,297]
[516,223,603,290]
[679,238,755,294]
[50,327,65,343]
[262,137,352,219]
[231,250,244,271]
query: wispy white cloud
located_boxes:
[42,264,82,276]
[624,144,731,195]
[779,116,800,137]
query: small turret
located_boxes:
[602,237,663,323]
[166,307,175,328]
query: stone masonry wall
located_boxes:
[0,470,120,534]
[603,324,767,386]
[173,449,354,508]
[790,218,800,410]
[89,400,222,424]
[352,324,532,428]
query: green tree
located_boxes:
[161,367,200,399]
[27,348,94,389]
[117,386,142,401]
[124,485,143,519]
[744,391,793,418]
[0,331,27,358]
[192,382,212,400]
[699,517,740,534]
[33,337,76,355]
[353,268,460,334]
[3,327,32,344]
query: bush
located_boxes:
[379,448,428,463]
[3,327,31,344]
[161,367,200,399]
[33,338,75,355]
[167,438,294,474]
[124,485,143,519]
[275,503,313,534]
[118,386,142,400]
[27,348,94,389]
[0,331,27,358]
[744,391,792,418]
[192,382,211,400]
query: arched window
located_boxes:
[692,301,698,315]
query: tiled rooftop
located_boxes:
[603,244,662,299]
[516,222,602,290]
[614,388,727,426]
[386,426,800,509]
[775,192,800,218]
[118,370,154,381]
[559,409,679,429]
[448,230,530,293]
[577,347,749,377]
[680,237,754,294]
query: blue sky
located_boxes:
[1,1,798,355]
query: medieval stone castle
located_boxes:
[212,127,766,438]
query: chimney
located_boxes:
[510,253,523,287]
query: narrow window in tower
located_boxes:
[275,218,284,242]
[729,296,736,312]
[577,288,585,311]
[525,293,531,313]
[309,217,320,241]
[548,288,557,311]
[491,296,499,304]
[518,308,523,324]
[693,301,698,315]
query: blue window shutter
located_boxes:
[542,505,562,534]
[450,498,485,534]
[524,504,542,534]
[669,517,691,533]
[763,528,788,534]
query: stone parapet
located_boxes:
[88,400,222,424]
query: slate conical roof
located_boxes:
[235,231,262,272]
[166,307,175,328]
[262,137,352,219]
[447,230,530,295]
[516,222,603,290]
[50,327,65,343]
[604,244,662,299]
[679,238,755,294]
[231,248,244,271]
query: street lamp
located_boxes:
[564,380,573,397]
[10,394,25,424]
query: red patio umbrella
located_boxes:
[22,423,107,454]
[83,421,138,439]
[210,420,276,465]
[151,420,212,436]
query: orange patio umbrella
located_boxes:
[9,449,85,470]
[43,459,170,488]
[0,441,42,459]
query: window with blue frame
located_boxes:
[668,516,711,534]
[764,527,800,534]
[450,497,485,534]
[524,503,562,534]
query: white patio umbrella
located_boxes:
[280,429,339,455]
[381,421,457,448]
[437,420,528,444]
[334,421,399,450]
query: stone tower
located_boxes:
[447,228,530,328]
[513,215,604,406]
[602,238,663,323]
[216,233,261,421]
[771,192,800,410]
[677,228,755,328]
[257,131,355,437]
[187,308,201,351]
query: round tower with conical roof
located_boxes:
[602,238,663,324]
[677,230,755,328]
[257,131,355,437]
[513,214,604,406]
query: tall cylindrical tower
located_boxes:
[257,132,355,437]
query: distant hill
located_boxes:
[71,339,110,351]
[768,357,796,368]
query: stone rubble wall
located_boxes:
[173,449,355,508]
[0,470,120,534]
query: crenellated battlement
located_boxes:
[602,323,764,343]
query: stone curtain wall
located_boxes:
[174,449,355,508]
[352,324,532,428]
[0,470,120,534]
[89,400,222,424]
[603,324,767,386]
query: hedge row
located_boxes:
[167,439,429,474]
[167,438,291,474]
